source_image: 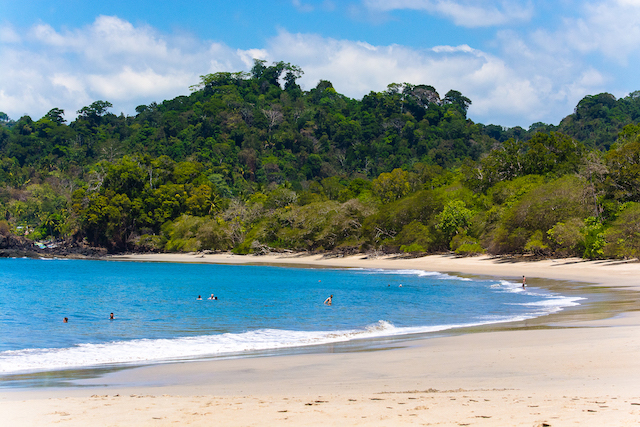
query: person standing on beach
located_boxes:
[324,295,333,305]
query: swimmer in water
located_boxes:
[324,294,333,305]
[208,293,217,300]
[109,313,114,320]
[63,317,68,323]
[197,295,202,300]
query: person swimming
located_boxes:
[208,294,217,300]
[63,317,68,323]
[324,294,333,305]
[109,313,114,320]
[197,295,202,300]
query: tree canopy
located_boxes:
[2,60,640,259]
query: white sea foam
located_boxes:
[0,322,391,374]
[490,279,527,293]
[362,268,471,281]
[515,296,585,309]
[0,316,537,375]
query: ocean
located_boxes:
[0,257,583,376]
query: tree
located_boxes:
[76,101,113,128]
[604,203,640,258]
[250,59,268,80]
[372,168,411,203]
[190,71,249,91]
[262,108,284,134]
[77,100,112,119]
[436,200,473,240]
[522,132,584,176]
[606,131,640,202]
[44,108,66,125]
[283,64,304,93]
[443,90,471,114]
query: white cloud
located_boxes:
[292,0,315,13]
[362,0,533,27]
[292,0,336,12]
[0,24,21,44]
[258,30,596,126]
[0,16,246,121]
[532,0,640,64]
[0,13,630,127]
[87,67,193,100]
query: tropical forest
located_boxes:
[2,59,640,259]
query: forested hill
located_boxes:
[1,60,640,260]
[485,91,640,151]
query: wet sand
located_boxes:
[2,253,640,426]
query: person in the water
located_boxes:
[324,294,333,305]
[109,313,114,320]
[208,294,217,300]
[63,317,68,323]
[197,295,202,300]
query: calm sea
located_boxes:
[0,258,583,375]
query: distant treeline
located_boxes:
[1,60,640,259]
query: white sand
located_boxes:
[2,253,640,426]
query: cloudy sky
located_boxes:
[1,0,639,127]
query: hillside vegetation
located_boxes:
[1,60,640,259]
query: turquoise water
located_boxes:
[0,258,583,374]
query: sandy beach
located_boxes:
[2,253,640,426]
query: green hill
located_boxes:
[1,60,640,259]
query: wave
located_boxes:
[0,314,545,375]
[513,296,585,310]
[360,268,472,281]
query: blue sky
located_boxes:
[1,0,640,127]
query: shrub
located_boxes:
[603,203,640,258]
[524,230,550,255]
[400,243,426,253]
[455,243,485,256]
[547,218,583,256]
[388,220,433,252]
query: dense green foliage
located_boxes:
[2,60,640,259]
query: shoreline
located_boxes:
[3,253,640,426]
[108,251,640,287]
